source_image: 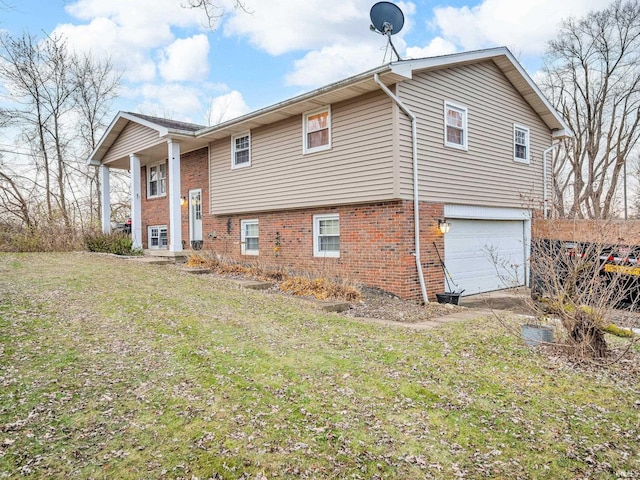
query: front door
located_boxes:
[189,189,203,248]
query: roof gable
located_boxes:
[88,47,570,166]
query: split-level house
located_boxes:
[88,47,571,302]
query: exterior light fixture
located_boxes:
[180,196,187,207]
[438,219,451,234]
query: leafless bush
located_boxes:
[530,238,639,360]
[0,219,85,252]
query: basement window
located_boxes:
[313,214,340,258]
[148,225,167,249]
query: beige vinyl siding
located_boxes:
[102,122,164,165]
[210,91,397,214]
[397,61,551,209]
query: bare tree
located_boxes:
[0,33,76,227]
[184,0,251,28]
[541,0,640,219]
[0,31,121,237]
[0,168,35,229]
[72,53,120,225]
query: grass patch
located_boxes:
[0,252,638,478]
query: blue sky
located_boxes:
[1,0,612,127]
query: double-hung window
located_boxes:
[241,219,259,255]
[232,132,251,168]
[147,162,166,198]
[444,101,468,150]
[148,225,167,249]
[313,214,340,258]
[514,125,530,163]
[303,107,331,154]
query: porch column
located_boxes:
[167,140,182,252]
[100,164,111,233]
[130,154,143,250]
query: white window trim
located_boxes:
[313,213,340,258]
[444,101,468,151]
[241,219,259,256]
[303,106,332,154]
[513,124,530,164]
[148,225,168,250]
[231,132,251,169]
[146,162,167,199]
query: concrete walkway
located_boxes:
[355,307,500,330]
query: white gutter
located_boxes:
[373,73,429,304]
[542,143,560,219]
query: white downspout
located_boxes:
[542,143,560,219]
[374,73,429,303]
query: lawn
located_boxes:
[0,252,638,479]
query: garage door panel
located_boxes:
[444,219,525,295]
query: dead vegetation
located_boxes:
[186,251,361,302]
[528,238,639,362]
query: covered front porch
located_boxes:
[88,112,208,254]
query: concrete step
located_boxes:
[236,280,273,291]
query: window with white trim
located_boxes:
[444,102,468,150]
[147,162,166,198]
[232,132,251,168]
[241,219,259,255]
[148,225,167,249]
[313,214,340,258]
[514,125,530,163]
[303,107,331,154]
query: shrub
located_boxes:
[0,221,84,252]
[84,230,138,256]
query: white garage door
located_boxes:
[444,219,526,295]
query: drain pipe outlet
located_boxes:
[374,73,429,304]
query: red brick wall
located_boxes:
[140,148,447,301]
[140,164,167,247]
[141,147,209,248]
[196,200,445,301]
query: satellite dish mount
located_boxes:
[369,1,404,62]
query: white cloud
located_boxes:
[430,0,614,56]
[54,0,213,82]
[137,83,204,122]
[284,42,391,88]
[222,0,421,89]
[65,0,205,32]
[54,18,158,82]
[223,0,377,56]
[159,35,210,82]
[405,37,457,59]
[207,91,251,125]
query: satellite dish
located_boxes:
[369,2,404,61]
[370,1,404,36]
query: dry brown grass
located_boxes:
[279,276,361,302]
